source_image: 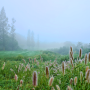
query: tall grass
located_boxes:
[0,48,90,89]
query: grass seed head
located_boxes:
[67,86,72,90]
[80,71,83,83]
[86,66,89,72]
[46,66,49,78]
[15,74,18,81]
[88,52,90,62]
[70,78,73,85]
[85,54,87,65]
[2,62,5,70]
[70,46,72,52]
[79,49,82,58]
[59,79,61,84]
[51,87,55,90]
[20,80,23,84]
[62,61,65,75]
[33,71,37,87]
[49,76,54,86]
[22,59,26,63]
[86,69,90,83]
[20,80,23,87]
[74,77,77,85]
[56,85,60,90]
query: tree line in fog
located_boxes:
[0,7,20,51]
[0,7,39,51]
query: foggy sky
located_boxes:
[0,0,90,43]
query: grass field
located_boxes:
[0,50,42,58]
[0,49,90,90]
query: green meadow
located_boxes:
[0,48,90,90]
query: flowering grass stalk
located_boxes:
[80,71,83,83]
[85,54,87,65]
[86,69,90,83]
[79,49,82,59]
[20,80,23,87]
[33,71,38,87]
[74,77,77,86]
[2,62,5,70]
[15,74,18,81]
[70,78,73,85]
[56,85,60,90]
[88,52,90,62]
[86,66,89,72]
[46,66,49,78]
[62,61,65,76]
[49,76,54,86]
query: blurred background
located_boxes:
[0,0,90,54]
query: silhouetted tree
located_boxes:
[0,7,10,50]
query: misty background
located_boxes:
[0,0,90,53]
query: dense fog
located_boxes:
[0,0,90,51]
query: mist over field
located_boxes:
[0,0,90,51]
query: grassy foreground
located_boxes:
[0,49,90,90]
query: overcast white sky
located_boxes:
[0,0,90,43]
